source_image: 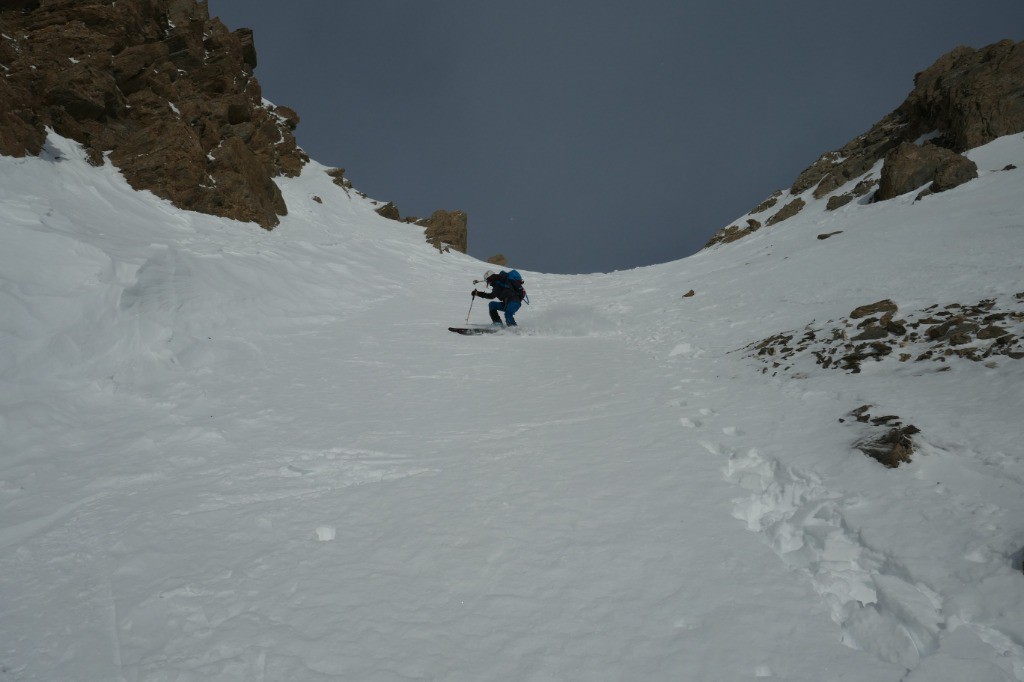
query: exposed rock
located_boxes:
[0,78,45,157]
[487,254,509,267]
[924,317,980,343]
[905,40,1024,152]
[326,168,353,189]
[367,199,471,253]
[856,423,921,468]
[375,202,401,221]
[704,40,1024,248]
[810,39,1022,199]
[977,325,1010,340]
[851,299,898,319]
[817,231,843,239]
[703,202,774,248]
[745,295,1024,376]
[750,191,782,214]
[852,324,889,341]
[418,210,468,254]
[704,223,757,248]
[852,178,877,197]
[766,197,805,226]
[931,153,980,191]
[0,0,309,227]
[875,142,978,200]
[682,289,696,298]
[826,194,853,211]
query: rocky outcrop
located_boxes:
[875,142,978,201]
[794,39,1022,203]
[487,254,509,267]
[374,202,402,221]
[766,197,805,226]
[0,0,308,227]
[705,39,1024,247]
[419,209,468,254]
[825,178,876,211]
[744,294,1024,376]
[844,406,920,469]
[367,200,470,254]
[905,40,1024,152]
[703,218,762,248]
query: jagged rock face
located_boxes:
[0,0,308,228]
[791,39,1022,202]
[704,39,1024,247]
[419,209,469,254]
[904,40,1024,152]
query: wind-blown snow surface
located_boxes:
[2,132,1023,681]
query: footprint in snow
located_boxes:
[722,426,743,436]
[314,526,336,542]
[699,441,728,456]
[680,417,702,428]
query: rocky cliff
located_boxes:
[0,0,312,228]
[0,0,469,252]
[705,39,1024,248]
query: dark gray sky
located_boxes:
[210,1,1023,274]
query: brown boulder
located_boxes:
[487,254,509,266]
[932,153,980,191]
[875,142,977,200]
[418,210,468,254]
[375,202,401,221]
[326,168,353,189]
[826,194,853,211]
[850,299,898,319]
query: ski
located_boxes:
[449,325,504,335]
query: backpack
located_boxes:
[487,270,529,303]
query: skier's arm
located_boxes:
[474,289,497,299]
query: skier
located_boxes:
[473,270,527,327]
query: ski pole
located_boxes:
[465,290,476,324]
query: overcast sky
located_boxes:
[210,1,1024,274]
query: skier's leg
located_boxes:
[503,300,522,326]
[488,301,503,325]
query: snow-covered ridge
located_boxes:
[1,131,1022,680]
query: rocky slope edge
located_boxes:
[705,39,1024,247]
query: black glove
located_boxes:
[471,290,477,297]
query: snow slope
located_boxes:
[1,131,1022,681]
